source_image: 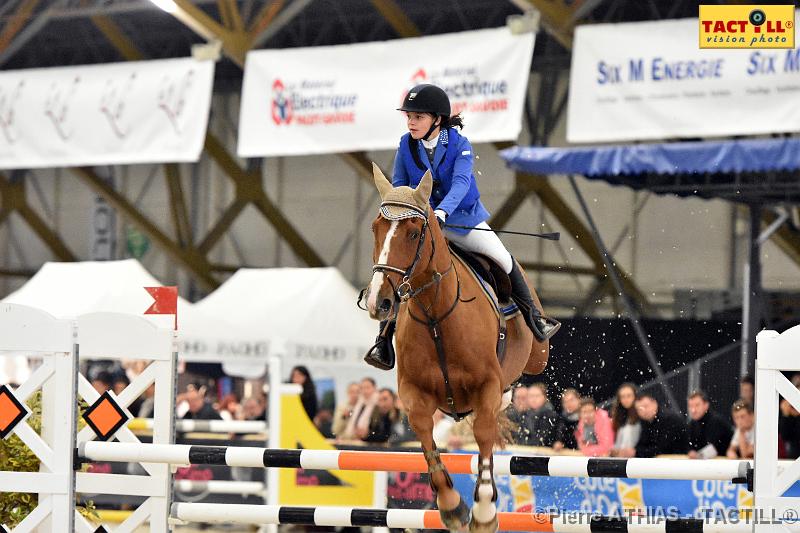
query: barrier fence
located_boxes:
[78,441,751,482]
[170,503,754,532]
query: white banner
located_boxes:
[238,27,535,157]
[0,58,214,169]
[568,14,800,143]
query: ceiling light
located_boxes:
[149,0,178,14]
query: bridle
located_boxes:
[370,200,450,302]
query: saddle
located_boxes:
[448,243,518,314]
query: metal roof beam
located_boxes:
[166,0,248,66]
[71,166,220,290]
[509,0,601,49]
[0,0,42,57]
[0,172,76,262]
[248,0,284,36]
[203,134,325,267]
[250,0,314,48]
[368,0,420,38]
[90,11,145,60]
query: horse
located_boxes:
[364,164,550,533]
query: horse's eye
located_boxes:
[409,230,419,240]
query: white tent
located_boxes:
[193,267,397,398]
[0,259,251,365]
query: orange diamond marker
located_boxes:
[82,391,129,441]
[0,385,29,439]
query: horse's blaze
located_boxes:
[367,220,399,315]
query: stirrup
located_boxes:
[363,336,395,370]
[534,315,561,340]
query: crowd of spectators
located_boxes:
[85,358,788,459]
[502,377,764,459]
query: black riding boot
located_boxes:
[508,261,561,341]
[364,320,396,370]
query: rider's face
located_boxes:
[405,112,438,140]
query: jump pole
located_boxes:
[78,441,751,482]
[170,503,753,532]
[128,417,268,434]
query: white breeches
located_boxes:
[445,221,514,273]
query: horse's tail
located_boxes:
[496,409,515,449]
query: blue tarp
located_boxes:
[499,138,800,177]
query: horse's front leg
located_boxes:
[469,381,501,533]
[405,390,469,531]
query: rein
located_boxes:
[366,200,466,421]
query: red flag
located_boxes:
[144,286,178,330]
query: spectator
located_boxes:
[687,389,733,459]
[447,415,476,450]
[389,396,416,445]
[506,386,528,426]
[180,386,222,420]
[360,388,399,443]
[780,394,800,459]
[610,383,640,457]
[315,408,335,438]
[575,397,614,457]
[290,366,318,421]
[553,388,581,451]
[332,382,360,437]
[740,374,754,406]
[341,377,379,440]
[432,409,455,444]
[217,393,240,421]
[137,383,156,418]
[91,371,113,394]
[521,383,558,447]
[727,400,755,459]
[242,395,267,421]
[617,392,688,457]
[112,374,130,396]
[506,386,529,444]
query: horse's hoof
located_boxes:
[440,497,470,530]
[469,514,498,533]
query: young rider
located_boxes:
[365,83,560,371]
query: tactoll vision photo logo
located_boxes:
[699,4,795,49]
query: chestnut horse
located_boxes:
[364,164,549,532]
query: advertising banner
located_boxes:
[0,58,214,169]
[239,27,535,157]
[567,13,800,142]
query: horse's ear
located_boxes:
[372,162,393,199]
[413,170,433,207]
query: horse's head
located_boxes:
[365,163,433,320]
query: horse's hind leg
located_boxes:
[405,391,469,530]
[470,381,501,533]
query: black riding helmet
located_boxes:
[398,84,451,140]
[398,84,451,116]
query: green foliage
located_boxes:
[0,392,96,528]
[0,392,42,527]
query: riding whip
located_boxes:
[443,224,560,241]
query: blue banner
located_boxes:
[448,451,800,519]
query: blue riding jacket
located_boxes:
[392,128,490,235]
